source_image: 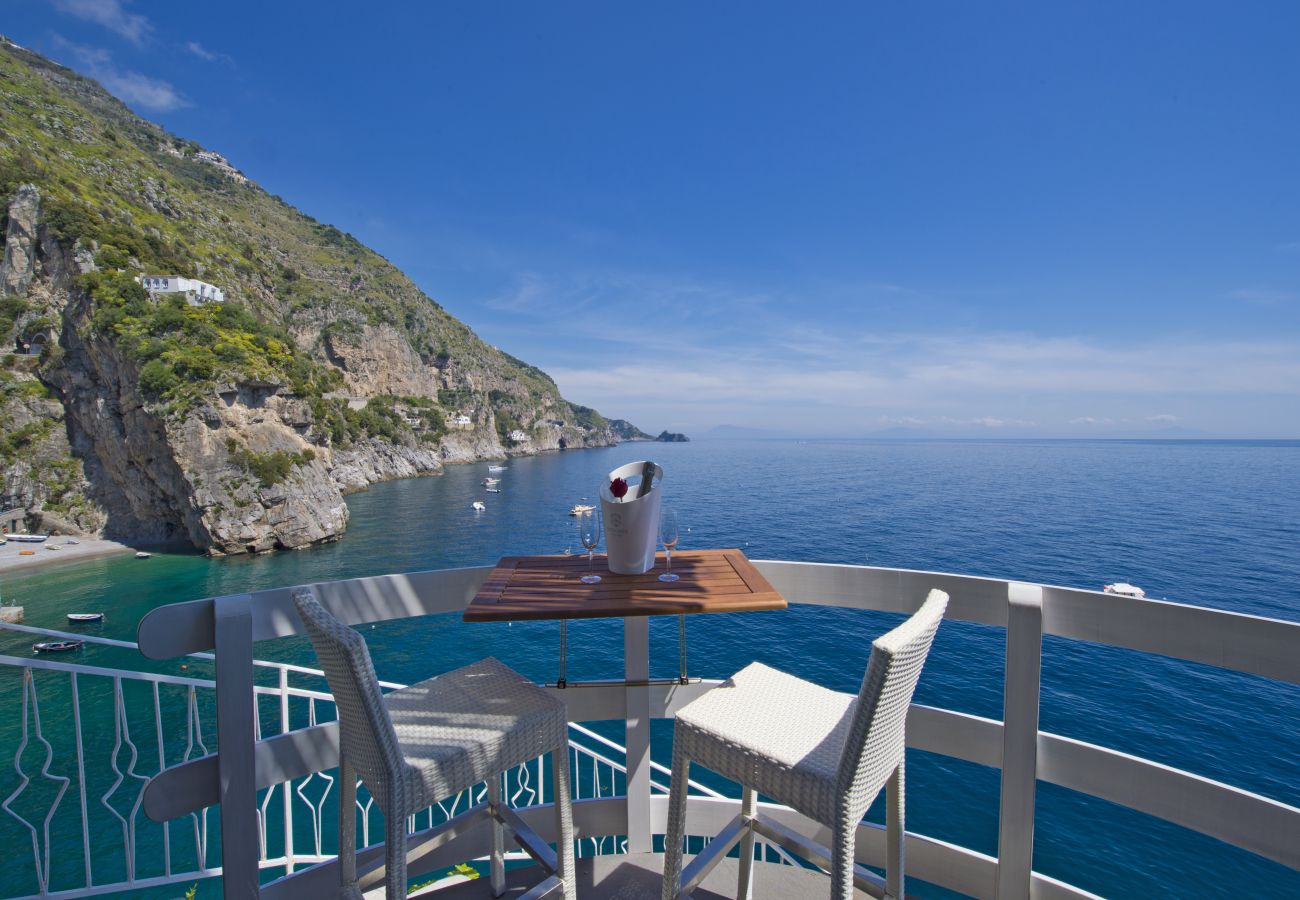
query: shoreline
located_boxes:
[0,537,137,576]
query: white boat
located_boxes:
[569,504,595,516]
[135,551,152,559]
[488,465,507,472]
[472,501,486,511]
[65,539,80,545]
[486,488,502,493]
[8,534,49,543]
[67,612,104,623]
[44,544,62,551]
[483,477,501,485]
[1103,582,1146,598]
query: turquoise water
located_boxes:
[2,439,1298,898]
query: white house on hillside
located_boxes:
[142,276,225,306]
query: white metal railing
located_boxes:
[5,560,1299,899]
[0,624,673,899]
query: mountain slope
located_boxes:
[0,39,638,553]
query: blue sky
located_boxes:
[7,1,1300,436]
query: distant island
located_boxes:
[607,420,689,443]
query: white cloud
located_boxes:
[547,333,1300,435]
[458,266,1300,435]
[1226,288,1295,305]
[55,40,188,112]
[52,0,151,45]
[185,41,231,64]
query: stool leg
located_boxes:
[885,761,905,900]
[736,786,757,900]
[385,798,407,900]
[551,743,575,899]
[488,774,506,897]
[660,741,690,900]
[339,755,362,899]
[831,806,856,900]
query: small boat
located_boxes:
[18,550,35,556]
[488,465,507,472]
[65,539,80,545]
[135,551,152,559]
[1103,582,1146,598]
[8,534,49,543]
[486,488,502,493]
[67,613,105,623]
[569,504,596,516]
[33,639,83,653]
[483,477,501,485]
[472,501,486,511]
[44,544,62,551]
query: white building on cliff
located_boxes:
[142,276,225,305]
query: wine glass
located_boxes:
[578,507,601,584]
[658,507,680,582]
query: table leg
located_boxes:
[624,616,652,853]
[678,614,688,684]
[556,620,567,688]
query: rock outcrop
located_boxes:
[1,184,39,297]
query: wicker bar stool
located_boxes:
[661,589,948,900]
[293,587,574,900]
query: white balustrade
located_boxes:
[1,559,1298,899]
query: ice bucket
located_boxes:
[599,461,663,575]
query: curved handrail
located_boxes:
[129,559,1300,898]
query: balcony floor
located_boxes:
[412,851,873,899]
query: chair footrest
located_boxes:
[750,813,887,898]
[490,800,560,874]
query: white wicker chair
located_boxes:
[661,588,948,900]
[293,587,574,899]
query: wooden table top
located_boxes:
[463,549,788,622]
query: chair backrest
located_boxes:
[836,588,948,818]
[292,587,403,798]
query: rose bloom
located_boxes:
[610,477,629,499]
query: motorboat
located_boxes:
[67,613,105,623]
[569,504,596,516]
[44,544,62,551]
[472,501,486,511]
[136,551,152,559]
[483,477,501,485]
[1104,582,1146,598]
[33,639,83,653]
[8,533,48,543]
[488,465,507,472]
[486,488,502,493]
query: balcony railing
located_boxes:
[4,560,1299,899]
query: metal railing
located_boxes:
[0,623,703,899]
[4,560,1300,899]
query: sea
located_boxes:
[1,439,1298,899]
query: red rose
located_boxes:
[610,477,629,499]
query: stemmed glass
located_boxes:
[578,507,601,584]
[658,507,680,582]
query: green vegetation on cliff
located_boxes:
[0,40,622,437]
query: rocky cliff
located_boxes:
[0,42,647,554]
